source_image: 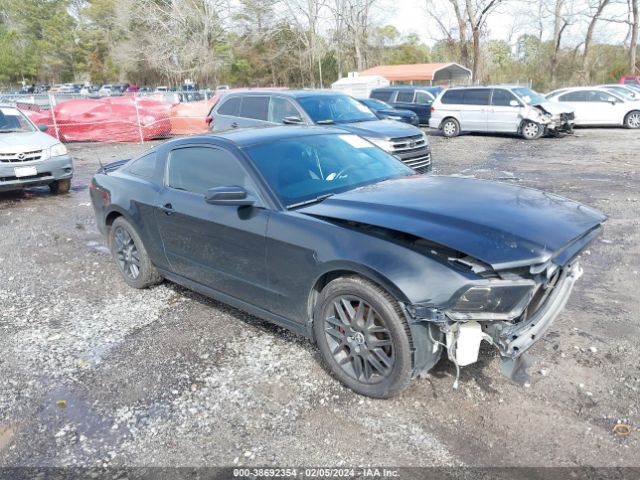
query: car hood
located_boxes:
[298,176,606,270]
[534,101,575,115]
[335,120,423,139]
[378,108,418,118]
[0,131,59,152]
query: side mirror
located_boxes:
[509,100,520,107]
[607,97,617,104]
[205,186,255,206]
[282,116,305,125]
[37,124,48,132]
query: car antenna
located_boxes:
[98,158,108,175]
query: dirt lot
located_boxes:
[0,128,638,469]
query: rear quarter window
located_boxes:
[126,153,157,179]
[440,89,464,104]
[217,97,241,116]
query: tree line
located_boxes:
[0,0,638,91]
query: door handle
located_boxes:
[160,203,174,215]
[231,122,239,128]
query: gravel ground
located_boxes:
[0,129,638,468]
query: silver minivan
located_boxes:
[429,86,575,140]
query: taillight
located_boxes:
[431,106,435,113]
[205,116,213,126]
[90,183,110,207]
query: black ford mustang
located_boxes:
[90,126,606,398]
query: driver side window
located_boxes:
[167,147,259,198]
[268,97,301,123]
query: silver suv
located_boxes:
[208,90,432,173]
[429,86,575,140]
[0,105,73,193]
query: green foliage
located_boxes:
[0,1,636,90]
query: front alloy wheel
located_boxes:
[521,121,543,140]
[324,296,395,383]
[313,276,413,398]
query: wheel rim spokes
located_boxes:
[524,123,538,137]
[324,296,395,384]
[114,227,140,279]
[629,114,640,128]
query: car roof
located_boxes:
[170,125,350,149]
[220,90,352,100]
[444,85,530,90]
[372,85,442,91]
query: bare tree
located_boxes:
[330,0,378,71]
[426,0,504,80]
[118,0,229,86]
[281,0,328,87]
[630,0,639,72]
[581,0,612,81]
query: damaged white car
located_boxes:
[429,85,575,140]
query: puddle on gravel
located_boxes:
[41,386,123,443]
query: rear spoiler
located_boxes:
[97,159,129,174]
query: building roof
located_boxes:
[359,63,472,82]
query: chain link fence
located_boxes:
[0,91,219,143]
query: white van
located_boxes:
[429,86,575,140]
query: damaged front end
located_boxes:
[528,103,575,134]
[407,243,593,386]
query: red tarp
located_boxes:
[20,88,289,142]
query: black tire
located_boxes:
[441,118,460,138]
[108,216,162,289]
[624,110,640,129]
[521,120,543,140]
[313,275,413,398]
[49,179,71,194]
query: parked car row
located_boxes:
[546,86,640,129]
[207,90,433,173]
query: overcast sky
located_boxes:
[385,0,629,47]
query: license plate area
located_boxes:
[14,166,38,177]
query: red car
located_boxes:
[620,75,640,86]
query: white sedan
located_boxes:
[546,87,640,129]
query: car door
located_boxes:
[557,91,591,124]
[459,89,491,131]
[237,95,271,128]
[212,96,241,131]
[413,91,435,124]
[154,144,271,305]
[487,88,521,133]
[267,96,306,124]
[392,89,416,112]
[588,90,626,124]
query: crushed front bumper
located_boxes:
[546,114,575,133]
[0,154,73,192]
[484,262,583,358]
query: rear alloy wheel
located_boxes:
[521,121,543,140]
[109,217,162,289]
[49,179,71,194]
[624,111,640,129]
[441,118,460,138]
[313,276,413,398]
